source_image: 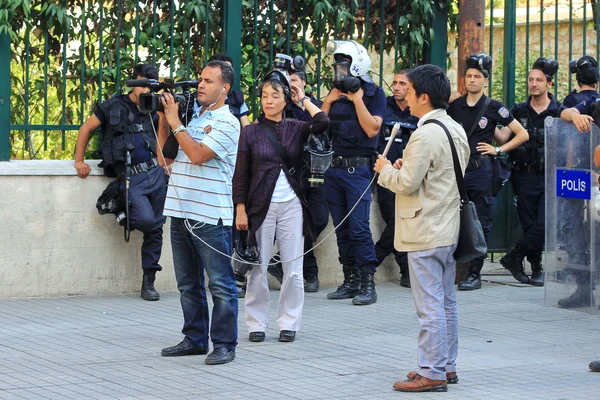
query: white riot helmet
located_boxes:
[327,40,372,93]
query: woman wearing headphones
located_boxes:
[232,69,329,343]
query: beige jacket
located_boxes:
[378,109,470,252]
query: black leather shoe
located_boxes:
[141,270,160,301]
[161,338,208,357]
[352,273,377,305]
[279,330,296,342]
[304,276,319,292]
[458,272,482,291]
[590,360,600,372]
[205,347,235,365]
[249,332,265,342]
[500,254,530,284]
[557,288,593,308]
[268,258,284,284]
[327,269,361,299]
[399,274,411,288]
[529,268,544,286]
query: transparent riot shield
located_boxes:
[545,117,600,313]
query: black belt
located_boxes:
[513,164,544,174]
[466,154,492,172]
[330,156,372,168]
[132,158,159,175]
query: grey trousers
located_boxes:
[406,244,458,381]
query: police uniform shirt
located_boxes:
[447,94,515,155]
[512,93,561,129]
[573,95,600,116]
[379,96,418,161]
[94,94,157,165]
[562,89,598,108]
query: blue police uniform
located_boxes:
[375,96,418,282]
[325,81,386,284]
[447,94,515,280]
[284,95,330,281]
[562,89,599,108]
[506,93,560,282]
[95,94,167,273]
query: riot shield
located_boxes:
[545,117,600,313]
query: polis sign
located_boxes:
[556,169,591,200]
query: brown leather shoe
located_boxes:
[393,373,447,392]
[407,370,458,384]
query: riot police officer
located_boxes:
[562,56,600,107]
[375,70,418,288]
[497,58,560,286]
[447,53,529,291]
[74,63,168,301]
[322,40,386,305]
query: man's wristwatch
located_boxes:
[172,125,186,137]
[495,146,503,155]
[297,96,310,108]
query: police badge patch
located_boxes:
[478,117,488,129]
[498,106,510,118]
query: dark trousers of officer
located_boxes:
[375,184,408,273]
[465,162,495,274]
[121,165,167,271]
[325,165,378,274]
[303,184,329,278]
[560,198,592,285]
[512,171,544,262]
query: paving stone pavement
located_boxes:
[1,276,600,399]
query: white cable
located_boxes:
[153,106,401,267]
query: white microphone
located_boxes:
[381,122,401,158]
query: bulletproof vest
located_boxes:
[328,82,379,153]
[226,90,245,121]
[508,101,558,170]
[99,97,156,177]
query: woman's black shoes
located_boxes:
[249,332,265,342]
[279,330,296,342]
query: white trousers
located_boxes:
[245,196,305,332]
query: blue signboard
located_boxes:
[556,169,591,200]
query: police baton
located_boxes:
[124,151,132,243]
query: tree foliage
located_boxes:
[1,0,451,160]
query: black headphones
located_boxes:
[465,53,492,78]
[532,57,559,81]
[260,69,292,103]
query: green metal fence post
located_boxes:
[223,0,242,91]
[0,32,10,161]
[503,0,517,107]
[427,2,449,71]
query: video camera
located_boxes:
[126,78,199,114]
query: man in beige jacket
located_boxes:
[374,65,469,393]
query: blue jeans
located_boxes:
[170,217,238,351]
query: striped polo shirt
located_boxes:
[163,104,240,226]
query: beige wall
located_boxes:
[0,160,398,298]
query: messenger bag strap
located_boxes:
[423,119,468,204]
[259,123,296,177]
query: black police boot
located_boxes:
[557,285,593,308]
[141,269,160,301]
[327,265,361,300]
[528,255,544,287]
[304,276,319,292]
[399,263,411,288]
[352,272,377,305]
[458,272,482,291]
[500,245,530,284]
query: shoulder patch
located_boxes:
[478,117,488,129]
[498,106,510,119]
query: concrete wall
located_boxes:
[0,160,398,298]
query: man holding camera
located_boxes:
[496,58,560,286]
[447,53,528,291]
[158,60,239,365]
[74,63,168,301]
[322,40,386,305]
